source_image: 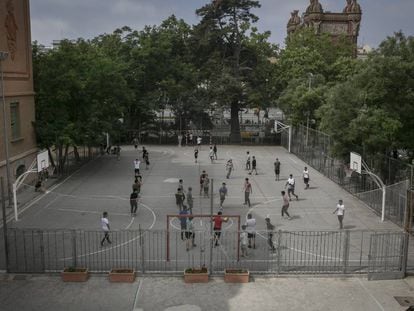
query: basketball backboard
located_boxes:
[350,152,362,174]
[37,150,49,172]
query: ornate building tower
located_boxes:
[287,0,362,55]
[0,0,37,200]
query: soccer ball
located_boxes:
[223,217,229,222]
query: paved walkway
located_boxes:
[0,274,413,311]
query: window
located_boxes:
[10,102,21,140]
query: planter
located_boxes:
[224,269,249,283]
[109,268,136,283]
[61,268,89,282]
[184,268,209,283]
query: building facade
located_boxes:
[287,0,362,55]
[0,0,37,197]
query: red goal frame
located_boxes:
[166,214,241,262]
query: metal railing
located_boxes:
[281,125,413,227]
[1,228,408,279]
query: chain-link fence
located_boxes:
[281,125,413,227]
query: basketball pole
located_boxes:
[1,177,10,272]
[209,178,214,275]
[362,162,386,222]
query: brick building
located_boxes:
[0,0,37,199]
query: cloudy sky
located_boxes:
[30,0,414,48]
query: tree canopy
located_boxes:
[32,1,414,164]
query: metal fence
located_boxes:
[1,228,408,279]
[281,125,413,227]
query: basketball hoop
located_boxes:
[344,167,354,178]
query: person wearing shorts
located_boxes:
[243,178,252,207]
[303,167,310,189]
[212,211,227,247]
[285,174,299,201]
[333,199,345,229]
[185,217,196,251]
[245,213,256,248]
[200,170,207,195]
[274,158,280,181]
[240,225,248,257]
[194,148,199,163]
[281,191,292,220]
[265,216,276,251]
[219,182,228,208]
[134,159,141,176]
[245,151,251,170]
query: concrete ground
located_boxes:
[0,273,414,311]
[1,144,410,272]
[7,145,400,232]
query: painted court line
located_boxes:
[357,278,385,311]
[60,202,157,260]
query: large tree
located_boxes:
[195,0,264,142]
[33,40,132,170]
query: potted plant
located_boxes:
[184,266,209,283]
[109,268,136,283]
[61,267,89,282]
[224,269,249,283]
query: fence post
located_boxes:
[277,230,282,275]
[401,232,409,277]
[1,177,10,272]
[140,225,145,274]
[209,179,214,276]
[39,230,45,272]
[71,230,77,268]
[342,230,350,274]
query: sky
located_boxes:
[30,0,414,48]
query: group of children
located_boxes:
[129,147,150,217]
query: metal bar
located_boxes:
[1,178,10,272]
[209,179,214,275]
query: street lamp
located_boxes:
[0,51,13,207]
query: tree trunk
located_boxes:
[230,101,241,143]
[74,146,80,162]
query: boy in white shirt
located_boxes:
[240,225,248,257]
[245,213,256,249]
[303,167,310,189]
[333,199,345,229]
[134,159,141,176]
[285,174,299,201]
[100,212,111,246]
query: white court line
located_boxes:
[255,231,342,261]
[289,157,298,164]
[1,170,82,227]
[46,207,131,217]
[132,279,144,311]
[357,278,385,311]
[60,202,157,260]
[125,217,135,230]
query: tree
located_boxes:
[277,28,356,127]
[33,40,132,171]
[195,0,263,142]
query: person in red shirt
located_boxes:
[212,211,228,247]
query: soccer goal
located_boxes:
[166,214,241,262]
